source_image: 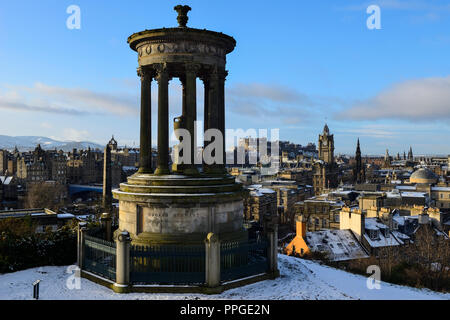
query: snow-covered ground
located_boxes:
[1,254,448,300]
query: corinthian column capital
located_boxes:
[185,63,201,75]
[153,63,172,82]
[218,69,229,81]
[137,66,154,81]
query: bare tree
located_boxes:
[24,182,66,210]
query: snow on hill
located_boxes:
[0,135,102,152]
[1,254,448,300]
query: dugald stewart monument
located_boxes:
[77,5,279,294]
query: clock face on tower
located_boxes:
[323,140,327,146]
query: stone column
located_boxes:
[137,67,153,174]
[115,230,131,291]
[154,64,170,175]
[218,69,228,171]
[205,232,221,288]
[184,63,200,175]
[203,68,221,174]
[202,77,210,137]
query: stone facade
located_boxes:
[244,187,277,223]
[295,198,343,232]
[16,145,67,186]
[66,148,100,185]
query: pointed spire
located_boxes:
[408,146,413,160]
[355,138,361,155]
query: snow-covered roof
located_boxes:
[401,192,426,198]
[306,229,369,262]
[392,231,410,241]
[0,176,13,185]
[431,186,450,192]
[57,213,75,219]
[365,218,388,231]
[363,233,402,248]
[393,215,405,226]
[248,184,276,197]
[386,191,401,198]
[363,218,403,248]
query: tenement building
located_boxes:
[16,145,67,185]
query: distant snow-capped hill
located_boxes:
[0,135,103,152]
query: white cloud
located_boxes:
[0,82,139,116]
[335,76,450,122]
[226,83,323,125]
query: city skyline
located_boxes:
[1,0,450,155]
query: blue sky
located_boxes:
[0,0,450,155]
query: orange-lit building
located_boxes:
[284,216,310,256]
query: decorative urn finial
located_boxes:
[174,5,191,28]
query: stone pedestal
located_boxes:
[113,174,247,246]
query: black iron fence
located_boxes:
[83,235,116,281]
[81,233,271,286]
[130,243,206,285]
[220,238,269,282]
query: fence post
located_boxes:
[205,232,221,290]
[100,212,112,241]
[77,223,87,269]
[266,219,280,278]
[114,230,131,293]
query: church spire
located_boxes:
[408,146,413,160]
[353,138,364,184]
[323,123,330,135]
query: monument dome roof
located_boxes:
[410,168,438,184]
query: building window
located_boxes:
[136,207,144,234]
[369,230,379,240]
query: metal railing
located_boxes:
[83,235,116,281]
[130,243,206,285]
[220,238,269,282]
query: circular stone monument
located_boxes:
[113,5,247,246]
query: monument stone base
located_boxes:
[112,173,248,246]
